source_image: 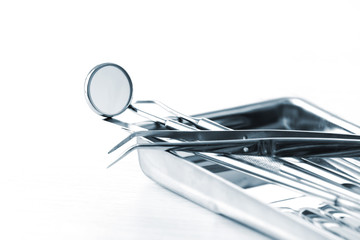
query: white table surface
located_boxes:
[1,1,360,239]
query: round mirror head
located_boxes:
[85,63,133,117]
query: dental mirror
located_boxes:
[85,63,133,117]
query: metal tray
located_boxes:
[136,98,360,240]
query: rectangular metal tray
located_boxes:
[136,98,360,240]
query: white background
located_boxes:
[1,1,360,239]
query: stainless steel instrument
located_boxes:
[109,129,360,159]
[85,63,360,239]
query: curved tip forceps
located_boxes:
[85,62,360,240]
